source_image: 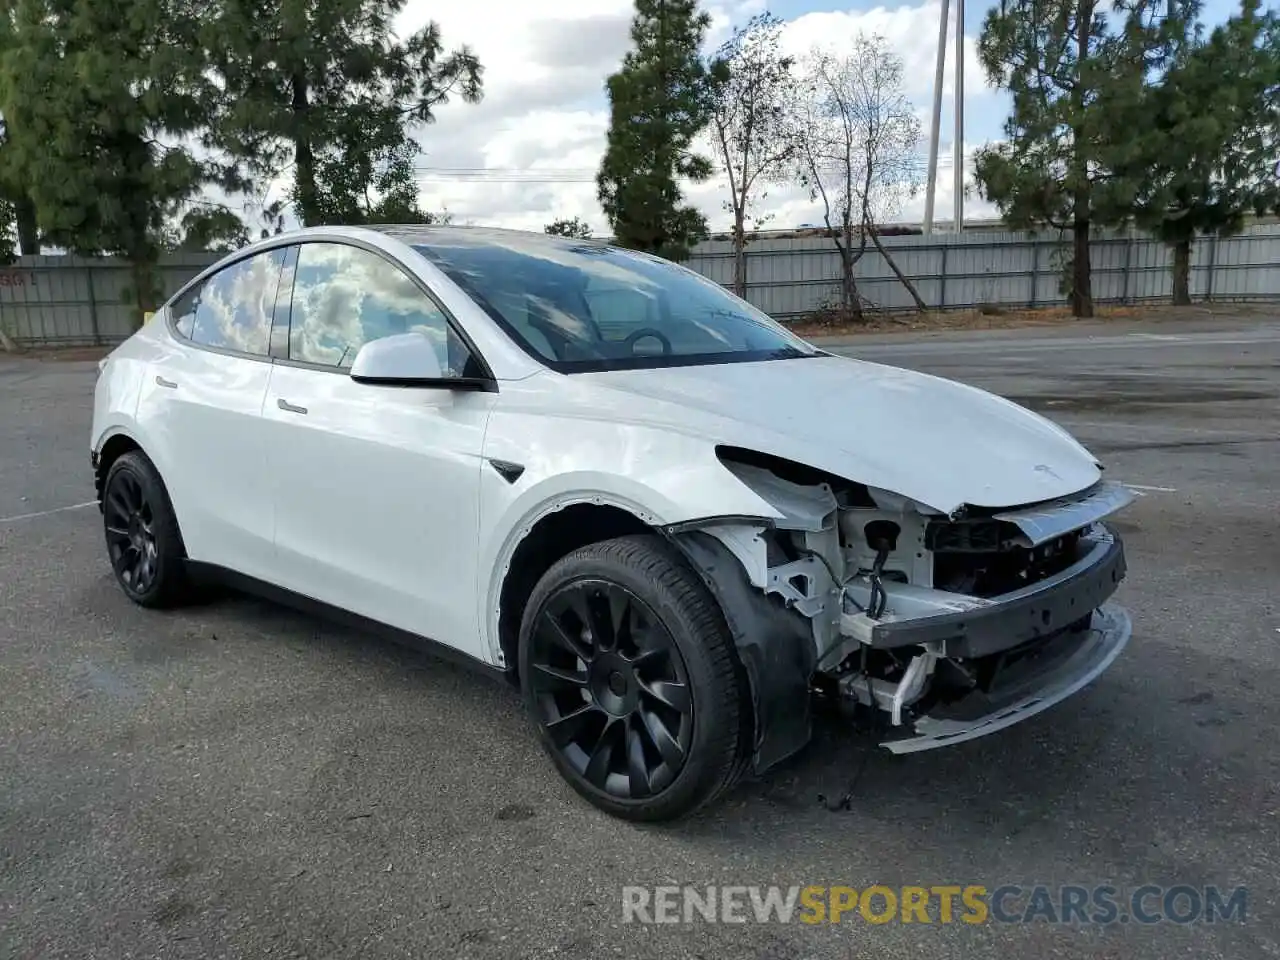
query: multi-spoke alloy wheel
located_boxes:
[101,450,188,607]
[518,535,748,821]
[528,579,694,799]
[105,467,159,595]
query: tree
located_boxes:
[707,12,796,296]
[1121,0,1280,304]
[0,129,37,257]
[0,0,235,317]
[544,216,593,238]
[313,138,450,225]
[0,21,40,256]
[167,205,251,252]
[206,0,482,228]
[597,0,721,261]
[789,37,925,321]
[974,0,1197,317]
[0,194,12,265]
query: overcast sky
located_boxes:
[256,0,1244,235]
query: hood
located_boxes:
[578,354,1102,515]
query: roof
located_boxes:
[369,224,611,250]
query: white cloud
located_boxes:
[394,0,1003,234]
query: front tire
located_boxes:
[102,450,189,608]
[518,535,748,821]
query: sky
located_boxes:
[254,0,1246,237]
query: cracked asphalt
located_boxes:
[2,314,1278,959]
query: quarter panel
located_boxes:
[91,345,150,454]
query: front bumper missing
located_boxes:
[841,524,1127,659]
[879,603,1131,753]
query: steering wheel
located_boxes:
[524,299,610,361]
[622,327,673,356]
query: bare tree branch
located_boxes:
[788,36,924,318]
[707,13,797,297]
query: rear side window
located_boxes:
[175,248,286,357]
[171,287,198,340]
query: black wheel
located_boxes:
[102,450,189,608]
[518,535,748,821]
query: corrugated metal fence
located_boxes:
[4,225,1279,345]
[0,253,224,346]
[686,223,1280,319]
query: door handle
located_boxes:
[277,397,308,415]
[155,375,178,389]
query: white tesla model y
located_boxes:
[91,225,1135,820]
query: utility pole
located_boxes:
[953,0,964,233]
[922,0,964,234]
[922,0,949,236]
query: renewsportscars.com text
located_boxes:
[621,884,1247,925]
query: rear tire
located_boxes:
[101,450,189,608]
[518,534,748,821]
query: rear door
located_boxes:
[260,240,495,658]
[134,245,288,578]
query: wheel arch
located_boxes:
[494,499,812,778]
[495,501,652,681]
[93,430,145,506]
[93,430,190,559]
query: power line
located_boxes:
[412,167,596,183]
[410,152,979,184]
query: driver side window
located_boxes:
[287,242,472,375]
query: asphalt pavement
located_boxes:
[2,315,1278,959]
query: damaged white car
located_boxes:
[90,225,1134,821]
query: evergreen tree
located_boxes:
[1122,0,1280,303]
[0,0,232,313]
[168,206,251,252]
[974,0,1197,317]
[597,0,721,261]
[0,118,38,258]
[544,216,593,238]
[0,20,37,258]
[206,0,482,227]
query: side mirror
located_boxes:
[348,331,495,392]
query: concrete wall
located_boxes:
[4,225,1279,346]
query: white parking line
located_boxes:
[0,500,97,524]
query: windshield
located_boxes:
[411,233,822,373]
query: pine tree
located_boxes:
[0,119,38,258]
[545,217,593,238]
[1122,0,1280,303]
[974,0,1197,317]
[0,0,231,314]
[205,0,482,226]
[0,22,38,258]
[597,0,721,261]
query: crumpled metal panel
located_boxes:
[992,480,1137,546]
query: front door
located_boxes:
[260,240,495,658]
